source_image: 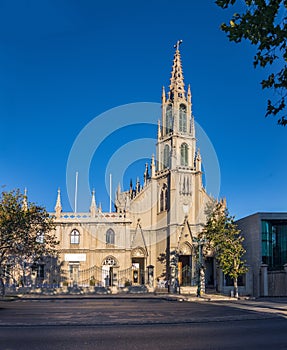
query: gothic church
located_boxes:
[53,42,215,291]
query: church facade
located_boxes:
[52,43,216,292]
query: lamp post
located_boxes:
[147,265,154,289]
[192,237,206,297]
[169,250,179,294]
[182,206,206,296]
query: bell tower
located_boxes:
[157,40,196,173]
[155,41,203,229]
[153,41,208,289]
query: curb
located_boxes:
[1,293,248,303]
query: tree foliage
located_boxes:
[0,189,58,295]
[216,0,287,126]
[202,201,248,296]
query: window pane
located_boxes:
[179,104,187,132]
[166,105,173,134]
[163,145,170,169]
[70,229,80,244]
[106,229,115,245]
[180,143,188,166]
[262,220,287,270]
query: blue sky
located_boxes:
[0,0,286,219]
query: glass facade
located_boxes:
[262,220,287,270]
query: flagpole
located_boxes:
[74,171,78,213]
[109,173,112,213]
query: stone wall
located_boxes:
[267,267,287,297]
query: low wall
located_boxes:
[268,270,287,296]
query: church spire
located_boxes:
[55,188,62,218]
[90,189,97,217]
[157,41,196,173]
[169,40,185,102]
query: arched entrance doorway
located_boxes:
[102,256,119,287]
[178,242,193,286]
[131,247,146,285]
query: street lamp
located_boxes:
[192,237,206,297]
[169,250,179,294]
[182,206,206,296]
[147,265,154,289]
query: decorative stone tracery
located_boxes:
[131,247,146,258]
[102,256,118,267]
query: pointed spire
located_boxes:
[187,84,191,104]
[23,188,28,211]
[157,119,161,139]
[196,149,202,172]
[90,189,97,217]
[151,154,155,178]
[169,40,185,102]
[220,197,227,209]
[136,177,140,193]
[127,179,134,199]
[144,162,149,186]
[55,188,62,218]
[117,182,121,195]
[162,86,166,103]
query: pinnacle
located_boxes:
[168,44,186,101]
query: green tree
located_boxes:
[202,201,248,297]
[216,0,287,126]
[0,189,58,296]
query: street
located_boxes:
[0,296,287,349]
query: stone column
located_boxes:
[245,265,252,296]
[260,264,268,297]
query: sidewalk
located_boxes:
[1,290,244,303]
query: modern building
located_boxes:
[236,212,287,297]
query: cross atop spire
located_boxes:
[168,40,185,102]
[174,39,183,51]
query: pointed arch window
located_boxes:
[159,184,168,212]
[165,105,173,134]
[106,228,115,245]
[70,229,80,244]
[163,144,170,169]
[180,143,188,166]
[160,189,164,212]
[179,104,187,132]
[164,185,168,211]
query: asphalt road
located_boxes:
[1,296,287,349]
